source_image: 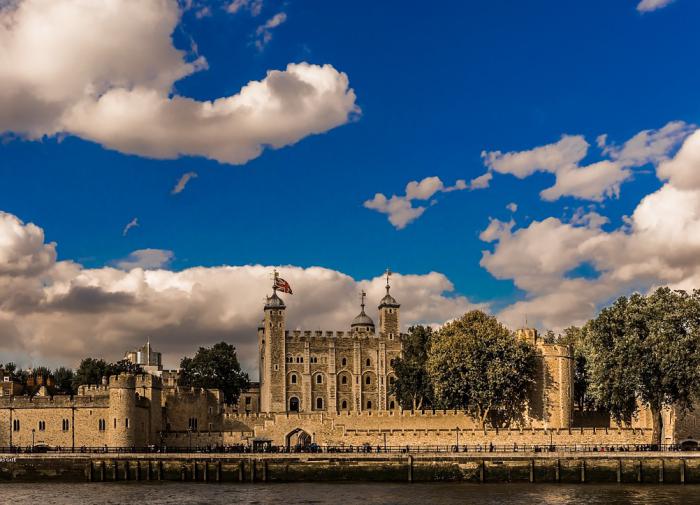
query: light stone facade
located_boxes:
[258,284,403,414]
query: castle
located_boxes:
[0,273,696,450]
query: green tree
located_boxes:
[72,357,143,390]
[427,310,536,427]
[585,288,700,445]
[559,326,594,412]
[52,367,76,395]
[72,358,111,389]
[390,325,434,410]
[179,342,249,404]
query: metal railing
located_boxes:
[0,443,694,455]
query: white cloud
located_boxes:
[364,174,490,229]
[0,0,357,165]
[480,130,700,331]
[227,0,263,16]
[0,211,484,372]
[506,202,518,213]
[482,122,694,202]
[115,249,174,271]
[171,171,198,195]
[0,211,56,276]
[637,0,675,12]
[122,218,139,237]
[255,12,286,51]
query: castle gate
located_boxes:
[286,428,312,449]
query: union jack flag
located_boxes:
[274,276,293,294]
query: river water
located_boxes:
[1,482,699,505]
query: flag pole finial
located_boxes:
[385,267,392,294]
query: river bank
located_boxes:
[1,452,700,484]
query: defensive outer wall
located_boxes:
[1,452,700,484]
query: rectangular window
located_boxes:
[62,419,69,431]
[38,420,45,431]
[114,418,117,429]
[98,419,106,431]
[125,418,129,429]
[13,419,19,431]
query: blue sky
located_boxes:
[1,0,699,367]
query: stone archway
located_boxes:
[286,428,312,449]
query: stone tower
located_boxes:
[378,269,400,339]
[516,328,574,429]
[108,373,137,447]
[260,285,287,413]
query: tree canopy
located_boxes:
[179,342,249,404]
[72,357,143,391]
[585,287,700,444]
[390,325,434,410]
[427,310,536,427]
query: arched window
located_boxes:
[389,376,395,385]
[389,400,395,410]
[365,375,371,385]
[341,357,347,367]
[341,375,348,385]
[341,400,348,409]
[366,400,372,409]
[365,358,371,367]
[316,397,324,409]
[315,374,323,384]
[289,397,300,412]
[291,373,297,384]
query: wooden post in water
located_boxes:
[147,461,151,481]
[216,461,222,483]
[659,460,664,484]
[407,455,413,483]
[529,459,534,483]
[192,461,197,482]
[262,460,267,482]
[113,460,118,481]
[580,460,586,483]
[158,460,163,481]
[681,459,686,484]
[637,460,642,483]
[203,461,209,482]
[124,460,129,481]
[100,461,106,482]
[617,459,622,483]
[239,461,245,482]
[86,462,92,482]
[135,461,140,481]
[555,459,560,483]
[479,459,485,483]
[181,464,187,481]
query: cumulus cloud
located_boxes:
[506,202,518,213]
[0,0,358,164]
[0,210,484,372]
[364,174,490,229]
[482,122,694,202]
[115,249,174,271]
[122,218,139,237]
[480,129,700,331]
[171,171,198,195]
[637,0,675,12]
[255,12,286,50]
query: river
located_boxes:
[1,482,699,504]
